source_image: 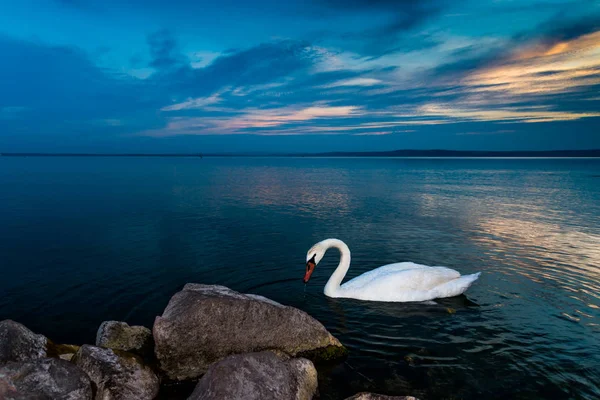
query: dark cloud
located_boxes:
[0,33,334,141]
[314,0,445,57]
[0,35,112,108]
[527,15,600,44]
[200,41,316,84]
[147,29,186,69]
[428,46,505,78]
[155,39,321,101]
[0,35,164,137]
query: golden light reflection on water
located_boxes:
[474,216,600,305]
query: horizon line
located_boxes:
[2,149,600,158]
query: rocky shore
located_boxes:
[0,284,416,400]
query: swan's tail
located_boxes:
[435,272,481,298]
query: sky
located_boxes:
[1,0,599,153]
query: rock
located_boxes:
[188,351,318,400]
[0,320,47,365]
[345,393,418,400]
[72,344,159,400]
[0,358,92,399]
[153,284,346,381]
[96,321,153,359]
[46,342,80,362]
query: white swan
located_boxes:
[303,238,480,302]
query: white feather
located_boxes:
[307,239,480,302]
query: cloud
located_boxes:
[189,51,222,69]
[411,16,600,129]
[314,0,446,57]
[143,21,599,138]
[234,104,361,126]
[432,15,600,76]
[1,32,349,141]
[525,14,600,46]
[463,31,600,96]
[161,93,223,111]
[0,35,164,138]
[147,29,186,69]
[152,39,322,104]
[410,103,600,123]
[324,77,382,87]
[3,1,600,151]
[146,104,363,136]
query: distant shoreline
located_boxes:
[1,149,600,158]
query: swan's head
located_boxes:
[304,242,326,283]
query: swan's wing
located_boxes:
[342,265,460,293]
[373,262,429,274]
[392,267,461,291]
[340,262,422,289]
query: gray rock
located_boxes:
[72,344,159,400]
[0,358,92,400]
[153,284,346,381]
[345,393,418,400]
[96,321,153,359]
[0,320,47,365]
[188,351,318,400]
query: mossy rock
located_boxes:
[96,321,154,362]
[299,344,348,362]
[46,339,80,360]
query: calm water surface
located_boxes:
[1,157,599,399]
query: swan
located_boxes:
[303,238,480,302]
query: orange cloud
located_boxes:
[464,31,600,95]
[142,104,363,136]
[220,105,362,129]
[413,103,600,123]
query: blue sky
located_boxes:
[1,0,599,152]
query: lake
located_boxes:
[0,156,599,399]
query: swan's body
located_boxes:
[304,239,480,302]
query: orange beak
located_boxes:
[304,257,316,283]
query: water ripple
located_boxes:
[1,157,599,399]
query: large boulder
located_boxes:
[96,321,153,360]
[153,284,346,381]
[188,351,318,400]
[0,320,47,364]
[345,393,418,400]
[72,344,159,400]
[0,358,93,399]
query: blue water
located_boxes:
[1,157,599,399]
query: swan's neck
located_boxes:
[323,239,351,297]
